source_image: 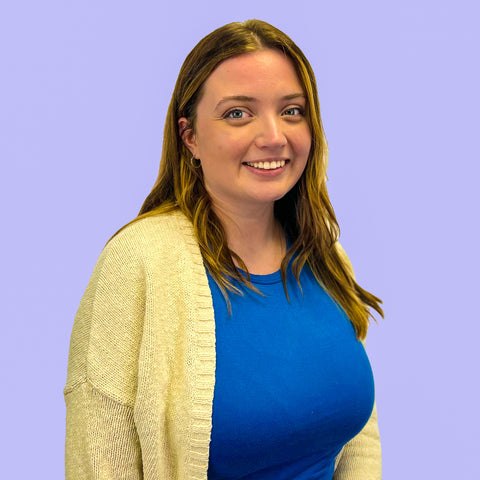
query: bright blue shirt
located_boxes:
[206,262,375,480]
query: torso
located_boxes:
[206,262,375,479]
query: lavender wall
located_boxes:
[2,1,479,478]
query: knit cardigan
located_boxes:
[64,210,381,479]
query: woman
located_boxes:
[64,19,384,480]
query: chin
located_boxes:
[248,192,289,204]
[252,185,294,202]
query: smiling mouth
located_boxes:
[243,160,289,170]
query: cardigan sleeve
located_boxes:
[64,232,146,479]
[65,381,143,479]
[333,242,382,479]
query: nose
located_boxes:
[254,115,287,149]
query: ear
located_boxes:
[178,117,197,155]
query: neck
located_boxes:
[211,199,285,275]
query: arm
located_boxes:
[64,233,145,479]
[333,241,382,478]
[333,402,381,479]
[65,382,143,479]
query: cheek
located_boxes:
[198,128,246,161]
[291,130,311,179]
[293,128,312,158]
[204,131,251,161]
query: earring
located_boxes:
[190,156,201,168]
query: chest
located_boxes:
[206,268,375,479]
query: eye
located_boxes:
[223,109,249,120]
[282,107,304,116]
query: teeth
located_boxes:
[246,160,286,170]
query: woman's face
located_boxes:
[180,48,311,213]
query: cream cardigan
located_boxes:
[64,210,381,479]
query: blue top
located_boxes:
[206,262,375,480]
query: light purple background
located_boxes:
[2,1,479,478]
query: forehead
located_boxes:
[201,49,304,102]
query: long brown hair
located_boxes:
[118,19,383,339]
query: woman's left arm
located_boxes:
[333,401,381,479]
[333,241,382,479]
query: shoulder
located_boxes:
[80,210,200,339]
[107,210,195,252]
[99,210,199,268]
[91,210,206,310]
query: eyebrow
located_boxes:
[214,93,306,110]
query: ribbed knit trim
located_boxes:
[178,218,216,479]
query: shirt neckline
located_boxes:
[243,269,283,286]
